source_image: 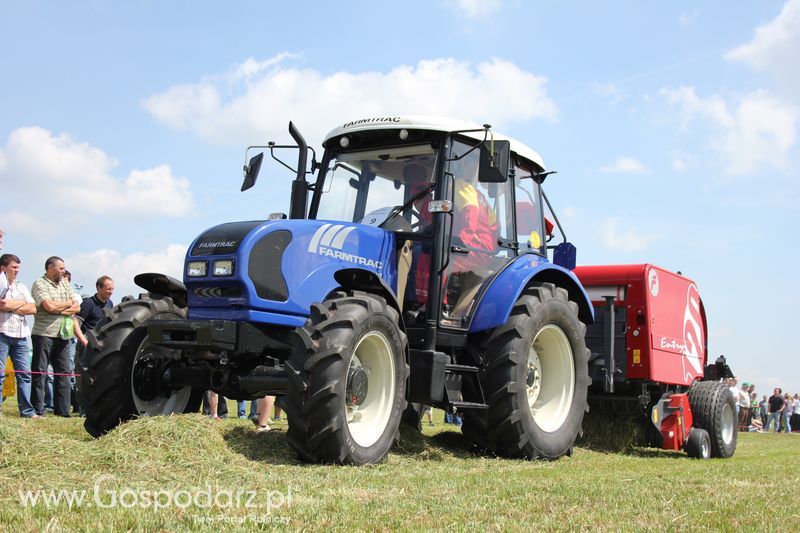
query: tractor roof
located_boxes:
[323,115,545,170]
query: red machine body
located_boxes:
[573,264,708,387]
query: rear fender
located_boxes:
[470,256,594,333]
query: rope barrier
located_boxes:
[1,369,81,378]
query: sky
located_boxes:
[1,1,798,397]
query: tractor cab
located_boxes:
[307,117,560,341]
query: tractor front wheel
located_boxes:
[285,292,408,465]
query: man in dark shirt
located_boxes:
[73,276,114,414]
[765,387,785,433]
[77,275,114,337]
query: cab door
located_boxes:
[441,138,515,328]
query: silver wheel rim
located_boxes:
[346,331,395,448]
[721,402,735,445]
[131,338,191,416]
[527,324,575,433]
[701,438,710,458]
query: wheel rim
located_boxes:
[345,331,395,448]
[527,324,575,433]
[131,338,191,416]
[721,402,736,445]
[701,437,710,458]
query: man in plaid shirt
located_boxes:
[30,256,80,417]
[0,253,38,417]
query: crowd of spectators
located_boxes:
[0,231,279,430]
[727,377,799,433]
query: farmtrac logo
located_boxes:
[307,224,383,269]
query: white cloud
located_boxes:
[142,55,558,146]
[66,244,187,300]
[0,210,52,239]
[726,0,800,94]
[671,157,687,173]
[599,218,662,252]
[598,156,648,174]
[0,127,194,217]
[443,0,504,19]
[660,86,798,176]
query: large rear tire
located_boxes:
[688,380,737,458]
[470,283,590,459]
[80,294,203,438]
[285,292,408,465]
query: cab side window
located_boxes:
[514,161,545,255]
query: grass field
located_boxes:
[1,400,799,531]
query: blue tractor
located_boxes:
[80,116,594,465]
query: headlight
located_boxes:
[187,261,207,277]
[213,259,235,276]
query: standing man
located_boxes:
[73,275,113,413]
[76,275,114,341]
[0,254,38,418]
[30,256,80,417]
[764,387,785,433]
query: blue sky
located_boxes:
[2,1,798,397]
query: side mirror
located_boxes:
[478,140,510,183]
[241,152,264,192]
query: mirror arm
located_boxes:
[541,189,568,242]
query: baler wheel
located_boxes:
[688,380,737,458]
[685,427,711,459]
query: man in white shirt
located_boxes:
[0,253,39,418]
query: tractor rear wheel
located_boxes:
[285,292,408,465]
[477,283,590,459]
[80,294,203,438]
[688,380,737,458]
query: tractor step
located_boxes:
[450,400,488,410]
[444,364,487,408]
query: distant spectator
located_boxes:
[764,388,785,433]
[253,395,275,432]
[738,382,751,429]
[30,256,81,417]
[782,393,794,434]
[0,253,39,418]
[63,271,87,414]
[208,391,221,420]
[759,394,770,427]
[728,377,740,416]
[793,394,800,433]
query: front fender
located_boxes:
[470,255,594,333]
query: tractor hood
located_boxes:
[183,219,397,327]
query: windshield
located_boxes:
[315,144,438,232]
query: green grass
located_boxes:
[1,400,799,531]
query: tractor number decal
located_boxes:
[681,283,703,381]
[308,224,383,269]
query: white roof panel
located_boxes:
[323,115,545,170]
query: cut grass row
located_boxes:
[1,401,798,530]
